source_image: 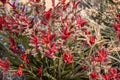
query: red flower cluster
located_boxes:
[60,26,74,41]
[77,17,87,28]
[44,8,52,20]
[113,22,120,40]
[92,48,109,63]
[102,68,120,80]
[42,28,56,44]
[63,51,74,64]
[90,68,120,80]
[90,72,99,80]
[14,53,29,76]
[89,36,96,45]
[40,28,57,58]
[46,43,58,58]
[21,53,29,64]
[30,35,40,48]
[41,8,53,25]
[105,68,119,80]
[112,14,120,40]
[0,2,31,34]
[14,64,23,76]
[0,0,118,80]
[0,58,10,74]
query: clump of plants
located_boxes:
[0,0,120,80]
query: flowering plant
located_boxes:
[0,0,120,80]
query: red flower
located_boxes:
[36,66,42,77]
[63,51,74,64]
[21,53,29,64]
[82,28,90,35]
[90,72,99,80]
[46,50,54,59]
[9,37,18,53]
[42,28,56,44]
[0,16,6,26]
[46,43,58,58]
[63,2,70,10]
[9,37,15,46]
[14,66,23,76]
[77,17,87,27]
[112,22,120,40]
[51,0,55,7]
[1,0,7,4]
[60,26,74,40]
[48,43,58,53]
[109,68,118,79]
[103,74,110,80]
[109,68,118,75]
[116,14,120,19]
[30,35,40,48]
[93,48,109,63]
[44,8,52,21]
[102,68,118,80]
[73,0,81,9]
[89,36,95,45]
[113,22,120,40]
[117,72,120,79]
[0,58,10,74]
[113,22,120,31]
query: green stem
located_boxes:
[58,57,61,80]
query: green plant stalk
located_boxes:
[24,64,40,80]
[58,57,62,80]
